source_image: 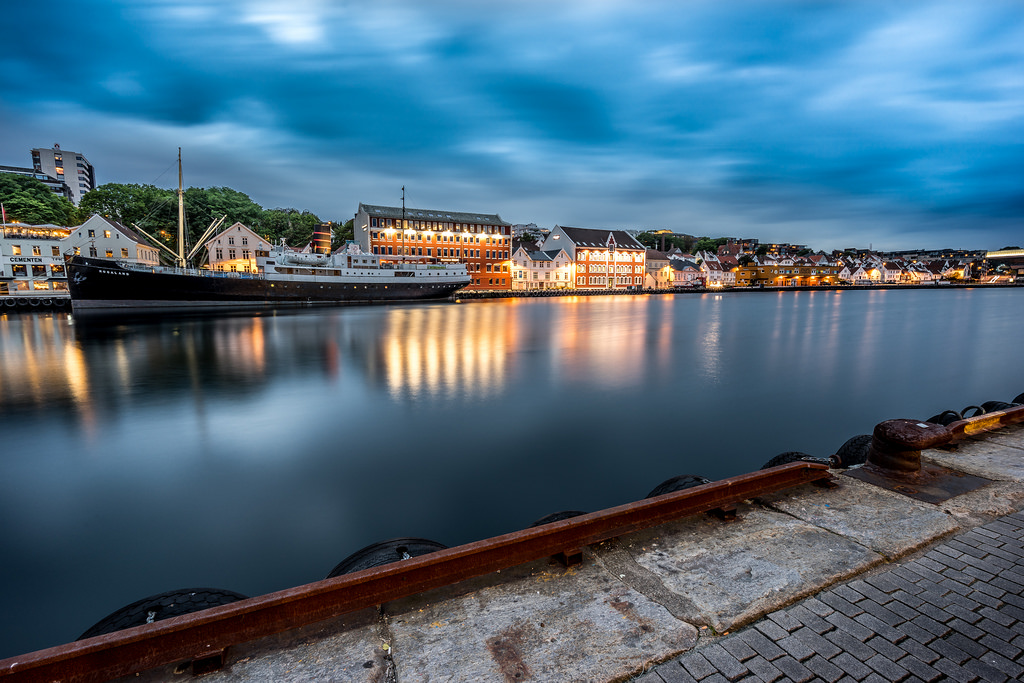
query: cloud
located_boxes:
[1,1,1022,251]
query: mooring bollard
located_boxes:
[865,419,952,473]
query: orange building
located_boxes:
[353,203,512,291]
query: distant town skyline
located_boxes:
[2,1,1022,252]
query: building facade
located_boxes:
[64,215,160,265]
[511,245,573,290]
[0,223,71,297]
[31,145,95,205]
[204,222,273,272]
[538,226,646,290]
[353,203,512,290]
[735,263,841,287]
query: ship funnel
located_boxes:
[312,223,333,255]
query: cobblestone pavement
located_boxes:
[637,511,1024,683]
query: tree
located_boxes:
[78,183,171,228]
[332,219,354,249]
[755,244,769,257]
[738,254,754,266]
[0,174,78,225]
[636,232,659,249]
[258,208,322,247]
[693,236,728,255]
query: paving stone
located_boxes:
[737,628,786,662]
[804,654,844,683]
[864,634,905,661]
[802,597,835,619]
[776,634,815,662]
[771,655,814,683]
[978,632,1022,660]
[700,643,749,682]
[790,627,841,659]
[858,600,905,628]
[754,620,790,642]
[823,627,875,660]
[896,637,940,665]
[743,655,783,683]
[894,654,943,683]
[828,652,872,681]
[679,652,718,680]
[818,591,864,617]
[824,612,874,642]
[944,618,983,640]
[961,658,1010,683]
[977,650,1024,679]
[864,653,909,681]
[655,661,701,683]
[927,637,971,665]
[719,634,757,663]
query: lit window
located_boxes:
[121,248,129,258]
[11,245,21,256]
[88,229,95,237]
[52,246,60,256]
[32,245,41,256]
[104,230,111,238]
[105,250,113,257]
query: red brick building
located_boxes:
[353,203,512,290]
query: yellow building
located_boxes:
[204,222,273,273]
[735,264,841,287]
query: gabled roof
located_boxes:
[672,259,700,271]
[359,203,509,226]
[528,248,568,262]
[81,214,148,244]
[555,226,645,251]
[646,249,669,260]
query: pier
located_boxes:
[3,407,1023,682]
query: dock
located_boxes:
[3,413,1023,682]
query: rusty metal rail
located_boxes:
[947,404,1024,439]
[0,462,829,682]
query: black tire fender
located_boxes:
[326,537,448,578]
[760,451,830,470]
[645,474,711,499]
[78,587,248,640]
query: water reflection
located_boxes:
[1,290,1023,659]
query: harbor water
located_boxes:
[1,288,1022,657]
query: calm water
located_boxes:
[1,289,1022,656]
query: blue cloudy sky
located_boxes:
[2,0,1022,251]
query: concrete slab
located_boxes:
[924,439,1024,482]
[383,557,698,683]
[937,480,1024,527]
[615,504,884,633]
[115,607,385,683]
[756,477,959,559]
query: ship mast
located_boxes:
[177,148,185,268]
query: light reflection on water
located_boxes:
[0,289,1022,657]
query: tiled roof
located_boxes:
[556,226,645,250]
[359,203,509,226]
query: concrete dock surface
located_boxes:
[118,423,1024,683]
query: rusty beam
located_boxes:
[0,462,829,683]
[947,404,1024,439]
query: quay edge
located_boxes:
[3,410,1024,682]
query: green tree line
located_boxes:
[1,176,354,255]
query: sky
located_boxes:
[2,0,1022,252]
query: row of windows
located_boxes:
[471,277,508,286]
[578,276,644,286]
[214,249,252,260]
[578,251,645,262]
[369,217,506,234]
[7,245,62,257]
[371,231,508,246]
[371,246,510,259]
[7,264,66,277]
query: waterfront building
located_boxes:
[64,215,160,266]
[696,251,735,288]
[0,222,71,297]
[31,145,95,205]
[353,203,512,291]
[204,222,273,272]
[670,259,704,287]
[735,263,841,287]
[644,249,672,289]
[511,243,573,290]
[538,226,646,290]
[0,164,74,202]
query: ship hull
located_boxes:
[66,256,468,317]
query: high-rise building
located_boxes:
[31,145,95,205]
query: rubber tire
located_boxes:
[832,434,872,468]
[926,410,962,426]
[645,475,711,499]
[1013,392,1024,405]
[78,587,248,640]
[981,401,1015,413]
[760,452,830,470]
[326,537,448,578]
[961,405,986,418]
[530,510,587,527]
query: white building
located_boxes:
[64,215,160,265]
[31,145,95,205]
[511,244,573,290]
[204,222,273,272]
